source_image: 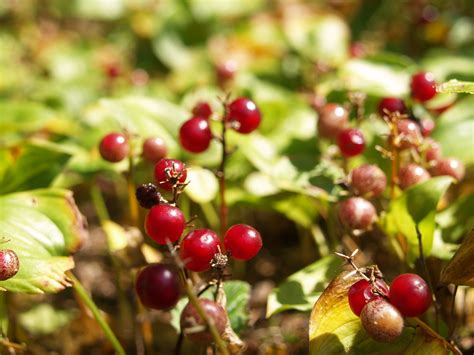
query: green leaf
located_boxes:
[436,194,474,243]
[437,80,474,94]
[266,255,342,317]
[222,281,251,333]
[19,304,75,335]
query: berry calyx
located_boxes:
[135,263,181,310]
[411,71,437,102]
[337,128,366,157]
[227,97,261,134]
[154,159,187,191]
[398,164,431,190]
[192,102,212,119]
[0,249,19,281]
[135,183,162,209]
[432,158,465,181]
[179,117,213,153]
[389,273,431,317]
[317,103,349,140]
[350,164,387,198]
[179,229,221,272]
[142,137,167,163]
[180,299,227,343]
[396,119,422,149]
[338,197,376,231]
[99,132,129,162]
[378,97,407,116]
[360,299,404,343]
[348,279,390,316]
[224,224,262,261]
[145,204,185,245]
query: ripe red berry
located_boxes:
[396,119,422,149]
[411,71,437,102]
[224,224,262,261]
[192,102,212,119]
[317,103,349,140]
[378,97,407,116]
[360,299,404,343]
[99,133,129,162]
[179,117,213,153]
[142,137,167,163]
[398,163,431,190]
[145,204,185,245]
[135,263,181,310]
[350,164,387,198]
[337,128,365,157]
[424,139,442,162]
[154,159,187,190]
[419,118,435,137]
[348,279,390,316]
[227,97,261,134]
[338,197,376,230]
[432,158,465,181]
[180,299,227,343]
[179,229,221,272]
[389,273,431,317]
[0,249,19,281]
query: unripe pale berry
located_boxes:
[180,299,227,343]
[142,137,167,163]
[432,158,465,181]
[360,299,404,343]
[317,103,349,140]
[424,139,442,162]
[398,164,431,190]
[350,164,387,198]
[419,118,435,137]
[396,119,422,149]
[99,133,129,162]
[338,197,376,230]
[0,249,19,281]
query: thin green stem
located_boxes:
[127,148,139,227]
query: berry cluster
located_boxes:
[0,249,19,281]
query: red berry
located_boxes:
[224,224,262,261]
[317,103,349,140]
[154,159,187,190]
[145,204,185,244]
[105,63,121,79]
[216,60,238,85]
[350,164,387,198]
[135,263,181,310]
[411,72,437,102]
[349,42,366,58]
[180,229,221,272]
[142,137,167,163]
[378,97,407,116]
[227,97,261,134]
[180,299,227,343]
[179,117,213,153]
[338,197,376,230]
[432,158,465,181]
[192,102,212,119]
[424,139,442,162]
[337,128,365,157]
[99,133,129,162]
[398,164,431,190]
[348,279,389,316]
[419,118,435,137]
[396,119,422,149]
[360,299,404,343]
[0,249,20,281]
[389,273,431,317]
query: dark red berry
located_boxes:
[224,224,262,261]
[398,164,431,190]
[350,164,387,198]
[389,273,431,317]
[0,249,19,281]
[378,97,407,116]
[317,103,349,140]
[432,158,465,181]
[105,63,121,79]
[337,128,365,157]
[216,60,238,85]
[348,279,389,316]
[338,197,376,230]
[154,159,187,191]
[136,183,162,209]
[179,117,213,153]
[99,133,129,162]
[142,137,167,163]
[396,119,422,149]
[419,118,435,137]
[180,299,227,343]
[411,72,437,102]
[360,299,404,343]
[179,229,221,272]
[424,139,442,162]
[145,204,185,244]
[135,263,181,310]
[192,102,212,119]
[227,97,261,134]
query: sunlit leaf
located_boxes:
[185,166,219,203]
[437,80,474,94]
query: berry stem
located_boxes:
[218,103,229,239]
[449,285,458,339]
[127,141,140,227]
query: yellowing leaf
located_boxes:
[440,230,474,287]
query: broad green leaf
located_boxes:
[267,255,342,317]
[436,194,474,242]
[422,54,474,81]
[437,80,474,94]
[184,166,219,203]
[309,269,450,354]
[440,230,474,287]
[19,304,75,335]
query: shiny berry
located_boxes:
[224,224,262,261]
[142,137,167,163]
[180,229,221,272]
[179,117,213,153]
[350,164,387,198]
[135,183,162,209]
[0,249,19,281]
[419,118,435,137]
[227,97,261,134]
[135,263,181,310]
[396,119,422,149]
[432,158,465,181]
[99,133,129,162]
[338,128,365,157]
[180,299,227,343]
[389,273,431,317]
[360,299,404,343]
[348,279,390,316]
[192,102,212,119]
[424,139,442,162]
[338,197,376,230]
[411,72,437,102]
[378,97,407,116]
[398,164,431,190]
[154,159,187,190]
[317,103,349,140]
[145,204,185,244]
